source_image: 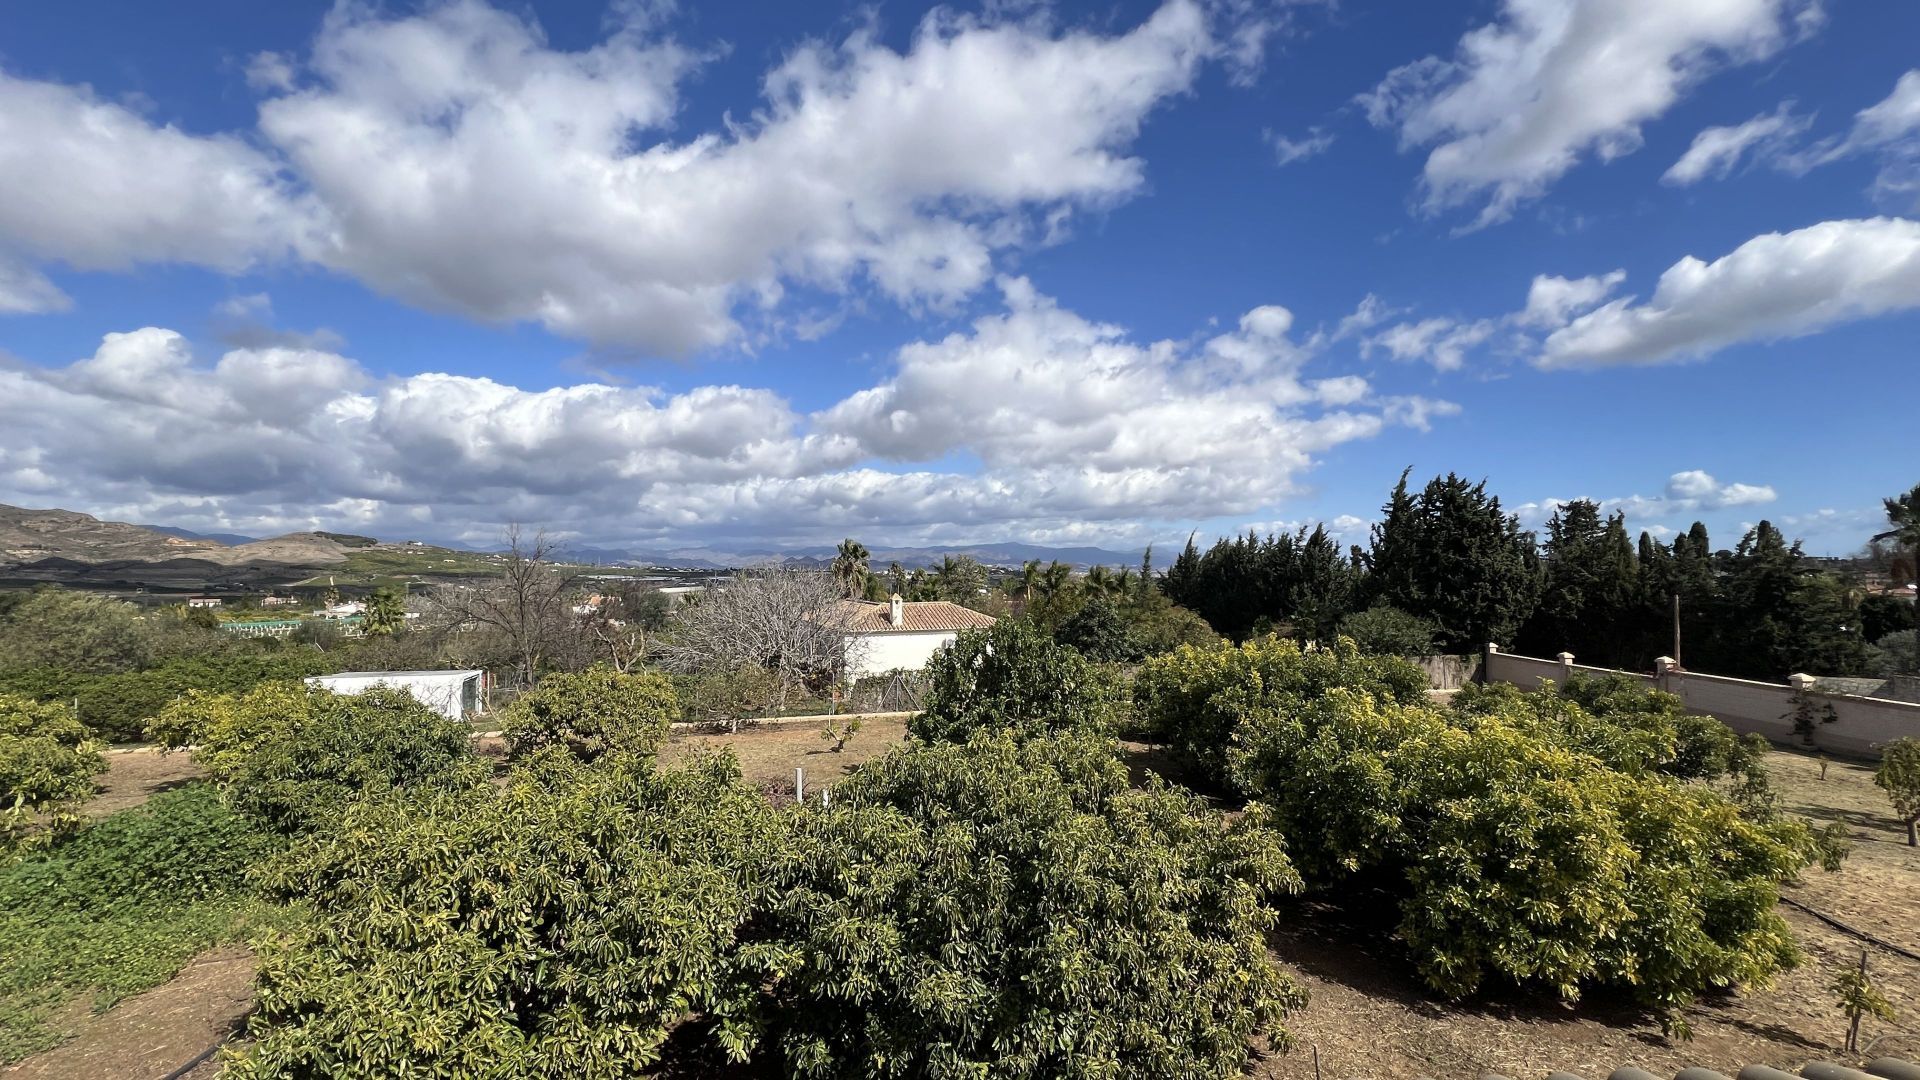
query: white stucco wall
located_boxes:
[845,630,958,680]
[1484,650,1920,760]
[305,671,483,721]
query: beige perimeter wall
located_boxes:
[1483,649,1920,761]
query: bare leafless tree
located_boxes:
[657,568,867,711]
[424,525,582,687]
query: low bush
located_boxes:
[229,752,783,1079]
[152,683,488,835]
[1226,686,1817,1030]
[749,732,1304,1079]
[0,694,104,842]
[1132,635,1428,784]
[0,784,279,1062]
[499,666,677,762]
[912,619,1126,743]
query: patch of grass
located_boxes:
[0,784,285,1063]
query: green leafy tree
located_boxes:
[0,589,151,675]
[500,666,678,763]
[153,683,487,835]
[912,619,1123,743]
[230,753,784,1079]
[0,694,105,842]
[1337,605,1440,656]
[1875,483,1920,675]
[1364,470,1539,651]
[1133,635,1427,783]
[1054,597,1141,662]
[363,585,407,636]
[1875,736,1920,846]
[748,732,1305,1079]
[1519,501,1643,667]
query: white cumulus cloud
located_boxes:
[1662,101,1812,185]
[1361,0,1818,227]
[0,284,1447,548]
[0,0,1276,356]
[1538,217,1920,367]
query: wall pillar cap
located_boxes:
[1486,642,1501,654]
[1556,652,1575,663]
[1787,672,1818,690]
[1654,656,1675,672]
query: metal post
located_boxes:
[1671,592,1682,670]
[794,767,804,803]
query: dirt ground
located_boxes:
[0,947,252,1080]
[24,736,1915,1079]
[656,714,911,798]
[83,748,204,818]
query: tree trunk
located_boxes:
[1908,815,1917,847]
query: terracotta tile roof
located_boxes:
[833,599,997,633]
[1465,1056,1917,1080]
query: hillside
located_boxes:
[0,505,225,564]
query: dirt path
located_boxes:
[0,948,253,1080]
[84,748,204,818]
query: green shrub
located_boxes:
[1131,635,1427,785]
[912,619,1124,743]
[0,694,104,840]
[1224,686,1815,1030]
[749,732,1304,1079]
[0,784,279,1062]
[229,753,783,1079]
[1336,604,1440,656]
[1054,598,1142,662]
[500,666,677,762]
[153,683,488,835]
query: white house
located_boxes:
[836,595,996,680]
[185,596,223,609]
[304,669,487,722]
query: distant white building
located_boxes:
[305,670,487,722]
[186,596,223,609]
[836,595,996,680]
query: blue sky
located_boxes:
[0,0,1915,554]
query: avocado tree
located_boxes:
[0,694,105,841]
[912,619,1123,743]
[499,665,678,763]
[1875,736,1920,846]
[230,753,785,1079]
[747,732,1305,1079]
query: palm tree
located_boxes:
[1040,560,1072,600]
[1086,565,1112,596]
[365,584,407,636]
[1113,567,1135,597]
[1019,560,1042,604]
[831,538,870,599]
[1876,484,1920,674]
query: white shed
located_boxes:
[304,669,487,722]
[836,595,996,680]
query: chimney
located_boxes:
[889,593,904,627]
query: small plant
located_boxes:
[1874,736,1920,846]
[819,715,862,753]
[1816,752,1830,781]
[1829,948,1895,1053]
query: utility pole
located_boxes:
[1671,592,1682,670]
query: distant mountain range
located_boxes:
[0,502,1147,581]
[544,540,1147,572]
[146,525,262,546]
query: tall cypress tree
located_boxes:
[1367,472,1539,652]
